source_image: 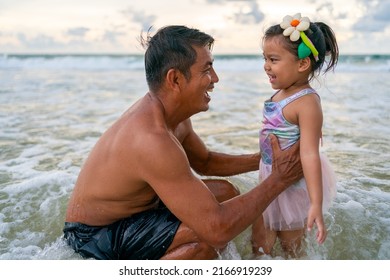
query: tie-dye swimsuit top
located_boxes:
[260,88,318,165]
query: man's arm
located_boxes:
[206,134,303,247]
[182,119,260,176]
[140,125,302,248]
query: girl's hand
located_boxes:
[307,205,327,244]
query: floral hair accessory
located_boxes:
[280,13,319,61]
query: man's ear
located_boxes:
[166,68,184,91]
[298,57,311,72]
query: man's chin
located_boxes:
[196,104,210,114]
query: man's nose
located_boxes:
[211,67,219,83]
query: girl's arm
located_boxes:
[296,93,326,243]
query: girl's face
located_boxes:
[262,36,303,90]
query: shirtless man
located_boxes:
[63,25,303,260]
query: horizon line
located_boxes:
[2,52,390,56]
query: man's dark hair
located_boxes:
[141,25,215,92]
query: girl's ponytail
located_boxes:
[315,22,339,73]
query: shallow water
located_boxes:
[0,55,389,259]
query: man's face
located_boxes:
[182,45,219,113]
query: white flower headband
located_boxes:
[280,13,319,61]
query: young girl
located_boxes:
[251,13,338,258]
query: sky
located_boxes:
[0,0,389,54]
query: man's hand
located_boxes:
[270,134,303,186]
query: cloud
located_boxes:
[121,7,157,31]
[67,27,90,37]
[204,0,264,24]
[316,2,335,17]
[6,28,123,53]
[17,33,61,49]
[1,0,387,54]
[353,0,390,32]
[313,1,348,20]
[232,1,264,24]
[102,30,125,43]
[205,0,255,3]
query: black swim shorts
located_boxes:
[63,207,181,260]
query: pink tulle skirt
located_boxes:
[260,154,337,231]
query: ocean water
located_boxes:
[0,54,389,260]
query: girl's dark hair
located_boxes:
[141,25,215,92]
[263,21,339,80]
